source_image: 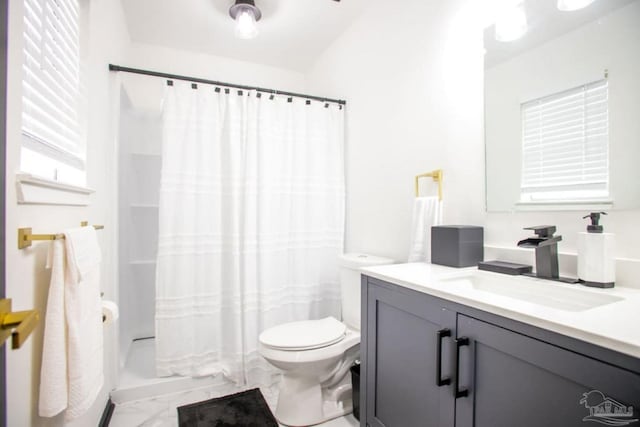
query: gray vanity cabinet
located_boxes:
[363,280,456,427]
[455,314,640,427]
[361,276,640,427]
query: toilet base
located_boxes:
[259,325,361,426]
[275,366,355,426]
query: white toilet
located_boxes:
[259,253,394,426]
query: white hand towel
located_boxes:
[39,227,104,420]
[408,196,443,262]
[39,239,68,417]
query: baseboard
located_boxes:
[98,398,116,427]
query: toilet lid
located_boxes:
[259,317,347,351]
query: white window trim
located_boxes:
[16,172,94,206]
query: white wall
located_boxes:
[306,0,486,262]
[4,0,130,425]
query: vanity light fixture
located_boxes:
[229,0,262,40]
[495,1,528,42]
[557,0,596,11]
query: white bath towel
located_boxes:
[39,227,103,420]
[408,196,443,262]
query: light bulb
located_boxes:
[235,9,258,39]
[557,0,596,11]
[495,2,527,42]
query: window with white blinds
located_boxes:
[21,0,85,185]
[520,79,609,203]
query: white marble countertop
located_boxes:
[361,262,640,359]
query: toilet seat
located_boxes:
[259,317,346,351]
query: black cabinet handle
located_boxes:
[455,337,470,398]
[436,328,451,387]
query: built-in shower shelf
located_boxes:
[130,152,161,158]
[130,203,159,208]
[130,259,156,265]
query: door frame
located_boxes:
[1,0,8,425]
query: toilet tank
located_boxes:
[339,253,394,330]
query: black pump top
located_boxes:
[583,212,607,233]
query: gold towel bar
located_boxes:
[18,222,105,250]
[415,169,443,200]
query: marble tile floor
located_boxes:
[109,382,360,427]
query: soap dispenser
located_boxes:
[577,212,615,288]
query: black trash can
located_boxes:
[350,363,360,421]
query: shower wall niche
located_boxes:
[118,96,162,366]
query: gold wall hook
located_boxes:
[0,299,39,350]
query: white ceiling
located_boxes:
[120,0,369,72]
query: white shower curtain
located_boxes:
[155,81,345,385]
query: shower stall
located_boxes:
[113,85,224,403]
[111,69,346,404]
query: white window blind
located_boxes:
[22,0,85,185]
[520,79,609,203]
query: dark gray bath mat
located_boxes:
[177,388,278,427]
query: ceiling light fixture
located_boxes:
[557,0,596,11]
[494,2,528,42]
[229,0,262,40]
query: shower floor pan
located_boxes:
[111,338,225,404]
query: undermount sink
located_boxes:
[438,270,624,312]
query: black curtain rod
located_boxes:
[108,64,346,106]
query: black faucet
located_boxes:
[517,225,562,279]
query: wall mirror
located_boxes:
[484,0,640,212]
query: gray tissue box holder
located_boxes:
[431,225,484,268]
